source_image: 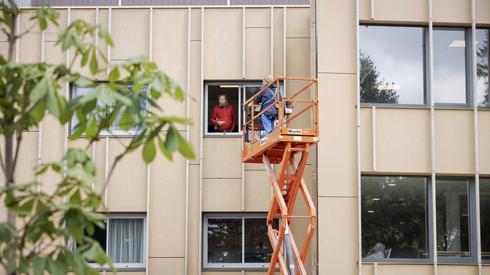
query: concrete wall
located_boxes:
[317,0,490,274]
[3,4,311,275]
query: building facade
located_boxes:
[1,0,490,274]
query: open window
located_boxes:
[205,82,273,136]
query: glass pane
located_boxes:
[207,218,242,263]
[436,179,470,257]
[477,29,490,107]
[359,25,425,104]
[108,218,144,263]
[480,178,490,259]
[361,176,428,259]
[207,85,239,133]
[434,29,467,104]
[244,218,272,263]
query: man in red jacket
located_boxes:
[210,94,236,132]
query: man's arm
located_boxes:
[209,106,217,125]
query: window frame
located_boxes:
[89,213,147,271]
[361,175,479,265]
[480,177,490,263]
[70,84,148,137]
[359,24,484,109]
[202,212,271,270]
[204,81,263,137]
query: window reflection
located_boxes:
[480,179,490,259]
[244,218,273,263]
[433,29,468,104]
[477,29,489,107]
[359,25,426,104]
[436,179,470,257]
[207,218,242,263]
[362,176,428,259]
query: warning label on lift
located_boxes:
[287,128,303,134]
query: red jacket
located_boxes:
[210,104,236,132]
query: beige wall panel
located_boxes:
[45,42,64,64]
[435,110,474,174]
[152,9,187,86]
[483,265,490,275]
[362,263,374,275]
[273,7,284,77]
[190,8,202,42]
[245,28,271,79]
[19,11,41,63]
[376,108,431,173]
[189,41,202,165]
[246,8,271,28]
[436,265,478,275]
[149,154,186,257]
[97,8,110,80]
[359,0,372,21]
[39,115,64,194]
[476,0,490,24]
[433,0,471,24]
[204,9,242,79]
[187,164,200,275]
[479,111,490,175]
[316,0,356,74]
[318,197,358,275]
[377,264,432,275]
[15,131,38,183]
[203,178,241,211]
[148,257,184,275]
[0,42,7,58]
[317,73,357,197]
[106,138,147,211]
[373,0,428,22]
[286,8,309,38]
[244,170,270,211]
[111,9,149,60]
[360,108,373,171]
[203,138,242,178]
[152,9,188,129]
[286,38,309,77]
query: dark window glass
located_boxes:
[477,29,490,107]
[207,85,239,133]
[433,29,468,104]
[207,218,242,263]
[359,25,426,105]
[244,218,272,263]
[362,176,428,259]
[436,179,470,257]
[480,178,490,260]
[92,223,107,252]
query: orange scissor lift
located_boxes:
[242,77,319,275]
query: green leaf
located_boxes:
[108,66,120,82]
[86,116,98,138]
[32,257,46,275]
[165,126,179,153]
[89,48,98,75]
[142,138,156,164]
[29,77,49,103]
[118,108,135,131]
[158,136,172,160]
[177,132,195,159]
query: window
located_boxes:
[204,82,263,136]
[436,178,470,258]
[480,178,490,260]
[433,28,469,105]
[361,176,428,260]
[203,213,273,269]
[359,25,426,105]
[70,85,147,136]
[91,214,146,269]
[477,29,489,108]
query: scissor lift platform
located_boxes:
[242,77,318,275]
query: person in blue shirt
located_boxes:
[254,76,278,135]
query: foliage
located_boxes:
[359,51,399,104]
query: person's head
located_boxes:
[262,75,274,85]
[218,94,228,106]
